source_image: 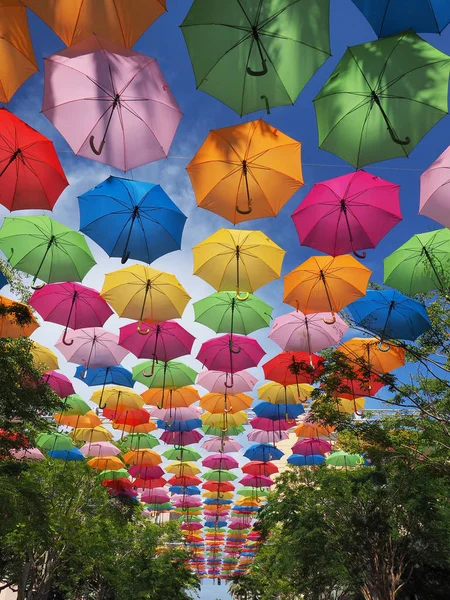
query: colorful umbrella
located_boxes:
[288,454,325,466]
[0,216,96,288]
[133,361,197,410]
[326,450,363,467]
[243,444,283,462]
[201,438,242,454]
[284,255,371,320]
[294,419,335,439]
[242,461,278,477]
[75,365,135,389]
[292,438,332,456]
[186,119,303,222]
[122,433,159,451]
[420,145,450,228]
[42,35,182,171]
[0,296,38,338]
[129,465,165,479]
[29,282,113,345]
[110,408,151,428]
[314,31,450,168]
[160,430,203,447]
[80,441,121,458]
[338,338,405,374]
[197,370,257,394]
[325,369,384,400]
[202,455,239,471]
[239,475,274,488]
[56,394,91,416]
[11,447,45,461]
[257,382,313,405]
[166,462,202,477]
[36,432,73,451]
[252,402,304,421]
[197,334,265,373]
[31,342,59,372]
[250,417,291,432]
[181,0,330,116]
[87,456,124,471]
[123,449,161,467]
[91,386,144,411]
[142,386,199,409]
[201,412,248,430]
[163,447,201,462]
[200,393,253,415]
[247,430,288,445]
[292,170,401,258]
[43,371,75,398]
[48,448,84,461]
[71,425,112,443]
[263,352,324,387]
[79,177,186,264]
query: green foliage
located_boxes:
[0,258,32,303]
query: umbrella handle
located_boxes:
[221,424,228,433]
[61,328,73,346]
[236,205,252,215]
[353,249,366,259]
[121,250,131,264]
[355,409,365,417]
[261,95,270,114]
[236,290,250,301]
[31,281,45,290]
[286,413,296,424]
[247,59,267,77]
[89,136,106,156]
[224,406,233,413]
[323,314,336,325]
[137,321,151,336]
[229,340,241,354]
[388,128,410,146]
[378,340,391,352]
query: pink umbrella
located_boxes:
[42,36,182,172]
[141,488,170,504]
[174,499,202,508]
[29,282,113,346]
[11,447,45,461]
[201,437,242,454]
[228,520,253,530]
[269,311,348,354]
[204,510,229,517]
[55,327,129,374]
[292,438,332,456]
[182,522,203,530]
[202,454,239,470]
[171,495,202,503]
[250,417,291,432]
[239,474,275,488]
[160,430,203,446]
[247,430,288,444]
[42,371,75,398]
[80,441,120,457]
[292,170,401,258]
[197,370,257,394]
[420,145,450,227]
[197,334,265,375]
[129,465,165,479]
[152,406,202,422]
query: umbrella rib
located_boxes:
[356,101,375,169]
[258,29,331,56]
[374,32,405,93]
[380,93,449,114]
[43,58,114,99]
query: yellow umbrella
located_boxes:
[193,229,285,297]
[91,386,145,411]
[202,491,234,500]
[235,498,260,507]
[257,382,313,404]
[338,337,405,374]
[0,295,38,338]
[123,448,161,467]
[101,265,190,332]
[336,397,365,415]
[284,255,371,322]
[87,456,124,471]
[71,425,112,442]
[200,392,253,414]
[54,411,101,429]
[0,1,37,103]
[165,461,201,476]
[201,411,248,428]
[142,386,199,408]
[31,341,59,372]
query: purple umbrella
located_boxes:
[42,371,75,398]
[42,36,182,171]
[202,454,239,470]
[201,437,242,454]
[292,438,332,456]
[160,430,203,446]
[197,334,265,380]
[197,369,257,394]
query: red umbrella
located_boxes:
[263,352,324,386]
[101,478,133,490]
[328,369,384,399]
[242,461,278,477]
[168,475,202,487]
[106,408,151,427]
[202,481,235,493]
[128,465,164,479]
[0,108,68,210]
[133,477,166,489]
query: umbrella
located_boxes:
[43,371,75,398]
[200,393,253,415]
[0,269,6,289]
[80,442,120,458]
[294,420,335,439]
[243,444,284,462]
[101,264,190,329]
[202,455,239,471]
[292,438,332,456]
[203,470,237,482]
[169,475,202,487]
[163,447,201,462]
[87,456,124,471]
[0,1,37,103]
[333,397,365,415]
[0,108,67,210]
[91,386,144,411]
[351,0,450,36]
[257,382,313,405]
[420,145,450,228]
[23,0,167,47]
[160,430,203,447]
[11,447,45,461]
[55,394,91,416]
[133,361,197,409]
[193,229,285,297]
[347,289,431,343]
[166,462,201,477]
[157,418,202,433]
[247,430,288,445]
[263,352,324,387]
[36,432,73,451]
[55,327,128,374]
[0,296,38,338]
[0,216,96,288]
[201,438,242,454]
[110,408,151,428]
[197,370,257,394]
[29,282,113,345]
[75,365,135,389]
[284,255,371,321]
[201,412,248,430]
[197,334,265,374]
[143,386,200,409]
[326,450,363,467]
[338,338,405,374]
[48,448,85,461]
[292,170,401,258]
[42,35,182,171]
[181,0,330,116]
[31,342,59,372]
[203,481,235,493]
[242,461,278,477]
[172,486,201,496]
[324,369,384,400]
[123,449,161,467]
[250,417,291,432]
[383,229,450,296]
[239,475,274,488]
[314,31,450,168]
[252,402,304,421]
[186,119,303,222]
[71,426,112,443]
[79,177,186,264]
[153,406,201,421]
[122,433,159,451]
[288,454,325,466]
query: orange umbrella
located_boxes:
[338,337,405,375]
[123,448,161,467]
[0,295,38,338]
[294,420,335,439]
[284,255,371,322]
[186,119,303,223]
[87,456,124,471]
[54,411,101,429]
[22,0,167,47]
[142,386,199,408]
[200,393,253,414]
[112,421,157,434]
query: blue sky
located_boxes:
[4,1,450,599]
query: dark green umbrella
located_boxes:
[314,30,450,168]
[181,0,330,116]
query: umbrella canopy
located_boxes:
[201,437,242,454]
[42,35,182,171]
[338,338,405,374]
[200,393,253,415]
[243,444,284,462]
[263,352,324,386]
[166,462,201,477]
[0,296,38,338]
[292,170,401,258]
[123,449,161,467]
[160,430,203,447]
[0,108,67,210]
[294,420,335,439]
[57,394,91,415]
[250,417,291,432]
[36,432,73,451]
[288,454,325,466]
[197,370,257,394]
[133,360,197,394]
[48,448,85,461]
[383,229,450,295]
[43,371,75,398]
[239,474,274,488]
[23,0,166,47]
[119,320,194,362]
[201,412,248,429]
[203,470,238,482]
[142,386,199,409]
[314,31,450,168]
[197,334,265,373]
[163,447,201,462]
[75,365,135,389]
[187,119,303,222]
[91,386,144,411]
[101,264,190,326]
[0,216,96,288]
[71,425,112,442]
[11,447,45,461]
[153,406,201,423]
[109,408,151,428]
[56,327,128,372]
[347,289,431,342]
[56,411,100,430]
[242,461,278,477]
[326,450,363,467]
[31,342,59,372]
[247,430,288,444]
[87,456,124,471]
[252,402,304,421]
[181,0,330,116]
[292,438,332,456]
[122,433,159,451]
[420,145,450,228]
[258,382,313,405]
[80,442,120,458]
[79,177,186,265]
[325,369,384,400]
[284,255,371,318]
[193,229,285,296]
[202,455,239,471]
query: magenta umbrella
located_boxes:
[201,437,242,454]
[197,370,257,394]
[248,430,288,444]
[292,170,401,258]
[29,282,113,346]
[141,488,170,503]
[202,454,239,470]
[42,371,75,398]
[55,327,129,374]
[160,430,203,446]
[182,522,203,530]
[129,465,165,479]
[292,438,332,456]
[171,494,202,503]
[420,145,450,228]
[250,417,291,432]
[269,310,348,354]
[204,510,229,517]
[80,441,120,457]
[228,521,253,530]
[42,36,182,172]
[197,334,265,378]
[239,474,275,488]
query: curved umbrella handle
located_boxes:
[388,128,410,146]
[224,405,233,414]
[121,250,131,264]
[89,136,105,156]
[221,424,229,433]
[323,314,336,325]
[236,290,250,301]
[142,368,155,378]
[229,339,241,354]
[80,366,88,379]
[224,379,234,389]
[378,340,391,352]
[236,204,252,215]
[261,95,270,115]
[286,413,296,424]
[247,59,267,77]
[353,249,367,259]
[137,321,151,336]
[31,281,45,290]
[61,328,73,346]
[355,409,365,417]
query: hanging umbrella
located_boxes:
[250,417,291,432]
[292,438,332,456]
[43,371,75,398]
[11,447,45,461]
[350,0,450,36]
[203,481,235,493]
[109,408,151,428]
[243,444,283,462]
[36,432,73,451]
[160,430,203,447]
[347,289,431,343]
[153,406,202,423]
[157,418,202,433]
[169,474,202,488]
[122,433,159,451]
[326,450,363,467]
[239,475,274,488]
[101,264,190,330]
[288,454,325,466]
[31,342,59,372]
[197,370,257,394]
[338,338,405,374]
[257,382,313,405]
[203,470,237,483]
[201,438,242,454]
[383,229,450,296]
[23,0,167,47]
[247,430,288,444]
[30,282,113,346]
[186,119,303,222]
[314,31,450,168]
[202,455,239,471]
[294,419,335,439]
[48,448,85,461]
[55,394,91,415]
[325,368,384,400]
[252,402,304,421]
[80,441,121,458]
[142,386,200,409]
[333,397,366,415]
[284,255,371,321]
[42,35,182,171]
[197,334,265,374]
[133,361,197,409]
[242,461,278,477]
[200,393,253,415]
[292,170,401,258]
[201,412,248,430]
[193,229,285,297]
[420,145,450,228]
[0,108,68,210]
[87,456,124,471]
[71,425,112,442]
[91,386,144,411]
[79,177,186,264]
[263,352,324,387]
[0,296,38,338]
[123,448,161,467]
[0,216,96,289]
[164,447,201,462]
[166,462,202,477]
[181,0,330,116]
[75,365,135,389]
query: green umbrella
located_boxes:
[97,468,129,481]
[203,469,238,482]
[193,291,272,335]
[121,433,159,450]
[59,394,91,416]
[326,450,363,467]
[132,360,197,389]
[237,487,268,498]
[181,0,330,116]
[314,30,450,168]
[163,447,202,462]
[0,216,96,289]
[384,229,450,296]
[36,432,73,451]
[146,502,173,511]
[202,424,245,436]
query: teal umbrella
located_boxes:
[181,0,330,116]
[314,30,450,168]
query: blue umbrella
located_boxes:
[347,289,431,343]
[244,443,284,462]
[48,448,85,461]
[78,176,187,264]
[287,454,325,466]
[157,418,202,432]
[169,485,201,495]
[74,365,135,388]
[204,498,232,505]
[351,0,450,36]
[253,402,304,420]
[204,521,228,528]
[0,269,7,289]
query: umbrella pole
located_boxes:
[378,301,394,352]
[97,368,110,410]
[422,246,448,297]
[371,91,410,146]
[235,246,249,301]
[31,235,56,289]
[304,316,314,367]
[229,299,240,356]
[61,291,77,346]
[138,280,152,335]
[148,324,160,377]
[341,201,366,259]
[236,161,252,215]
[81,336,97,378]
[319,271,336,324]
[121,208,138,264]
[0,149,21,178]
[89,95,120,156]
